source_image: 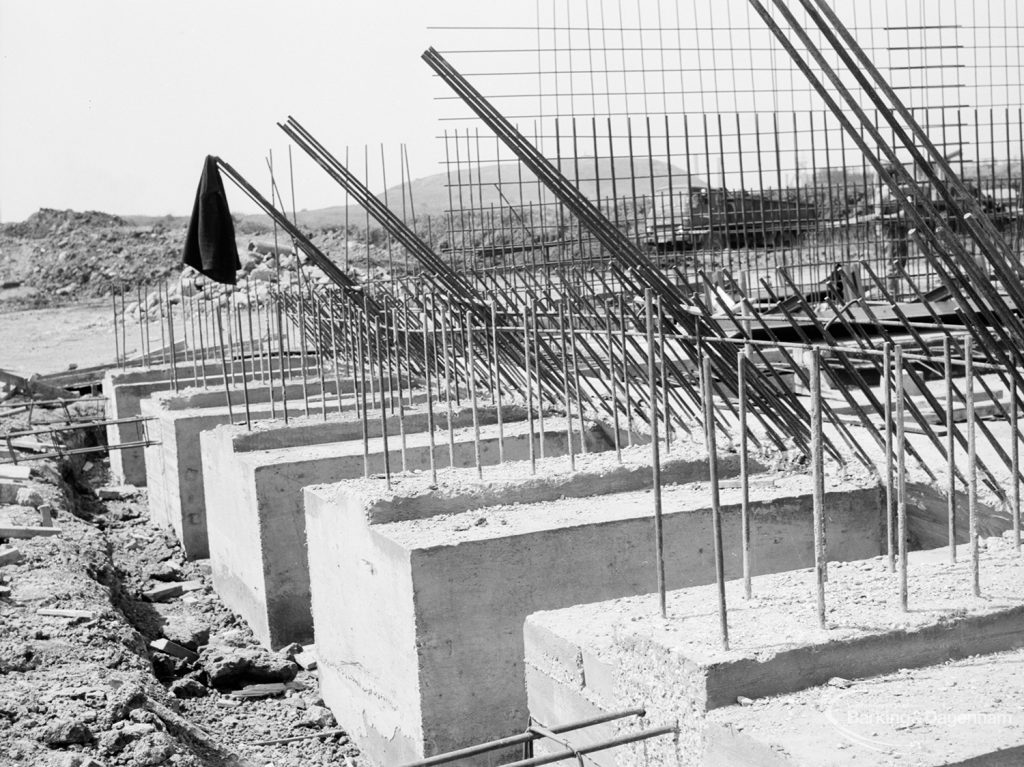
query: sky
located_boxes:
[0,0,531,222]
[1,1,1016,223]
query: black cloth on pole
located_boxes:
[182,155,240,285]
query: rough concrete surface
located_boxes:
[305,454,882,766]
[141,382,346,558]
[203,409,573,650]
[524,533,1024,766]
[704,647,1024,766]
[103,359,322,485]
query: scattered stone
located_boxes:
[42,719,94,747]
[294,646,318,671]
[150,638,199,663]
[299,704,335,729]
[101,682,147,728]
[215,698,242,708]
[59,754,105,767]
[153,605,210,650]
[737,696,754,707]
[169,677,208,699]
[96,485,139,501]
[0,546,24,566]
[150,652,191,682]
[15,487,44,508]
[201,643,298,690]
[142,583,183,602]
[131,731,176,766]
[278,641,303,658]
[146,560,182,582]
[828,676,853,689]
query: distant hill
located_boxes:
[238,158,702,230]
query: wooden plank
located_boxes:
[0,465,32,481]
[38,608,96,620]
[0,526,62,539]
[150,638,199,662]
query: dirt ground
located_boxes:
[0,403,362,767]
[0,301,126,379]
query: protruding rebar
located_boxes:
[895,344,908,611]
[702,355,729,650]
[646,289,666,620]
[809,347,826,627]
[966,337,980,596]
[738,345,751,599]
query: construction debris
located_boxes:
[0,525,62,539]
[0,545,23,565]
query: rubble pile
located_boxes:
[0,402,360,767]
[0,210,190,302]
[0,208,402,309]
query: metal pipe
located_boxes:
[703,356,729,650]
[646,289,666,619]
[395,708,646,767]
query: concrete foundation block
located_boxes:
[524,534,1024,767]
[103,358,321,485]
[703,646,1024,766]
[203,404,542,649]
[304,450,881,766]
[140,378,347,558]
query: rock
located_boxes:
[146,561,182,583]
[293,647,318,671]
[278,642,303,658]
[169,677,207,699]
[150,653,191,682]
[98,728,132,756]
[736,696,754,707]
[249,266,275,282]
[101,682,147,728]
[42,719,93,747]
[59,755,104,767]
[150,638,198,663]
[200,643,298,690]
[828,677,853,689]
[299,704,335,729]
[15,487,44,508]
[153,605,209,650]
[142,583,184,602]
[96,486,139,501]
[131,732,176,766]
[0,546,24,566]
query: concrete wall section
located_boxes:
[331,441,762,526]
[103,359,322,484]
[142,386,345,559]
[523,534,1024,767]
[207,416,592,649]
[305,470,882,766]
[304,487,424,764]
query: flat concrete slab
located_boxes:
[303,448,882,766]
[704,646,1024,766]
[202,404,551,649]
[524,533,1024,767]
